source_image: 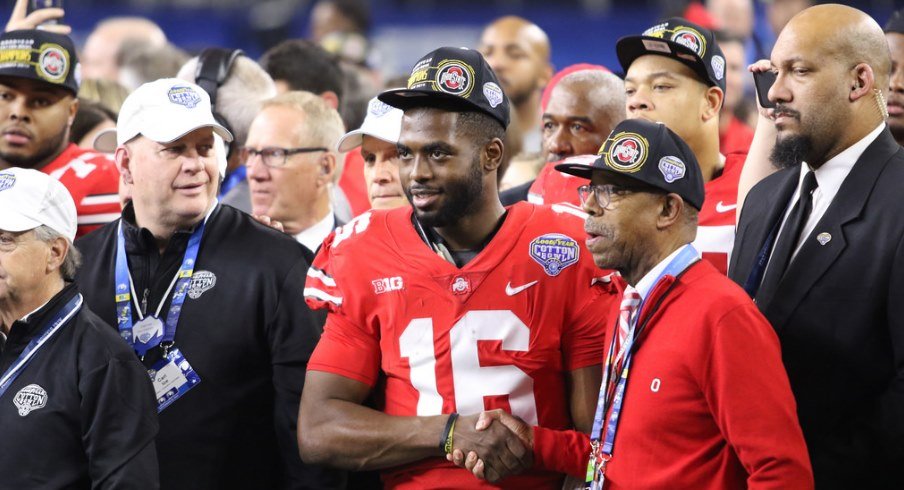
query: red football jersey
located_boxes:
[305,202,610,489]
[696,152,744,275]
[41,144,121,237]
[528,152,745,275]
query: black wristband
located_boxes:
[439,412,459,451]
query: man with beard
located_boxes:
[728,5,904,488]
[299,47,610,488]
[0,30,120,237]
[885,9,904,146]
[479,16,553,154]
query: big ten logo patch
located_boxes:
[373,276,404,294]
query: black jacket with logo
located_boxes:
[76,204,343,490]
[0,282,159,489]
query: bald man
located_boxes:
[479,16,553,153]
[81,17,167,81]
[885,9,904,146]
[728,5,904,488]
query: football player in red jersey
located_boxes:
[0,22,120,237]
[299,47,610,489]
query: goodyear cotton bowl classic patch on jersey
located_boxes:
[605,132,648,172]
[530,233,580,276]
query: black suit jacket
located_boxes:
[728,128,904,489]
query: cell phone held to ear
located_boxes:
[752,71,776,109]
[26,0,63,26]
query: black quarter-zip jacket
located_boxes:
[76,203,343,490]
[0,282,159,489]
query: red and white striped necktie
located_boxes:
[614,286,642,372]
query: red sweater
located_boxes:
[533,261,814,489]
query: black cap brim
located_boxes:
[616,35,716,89]
[379,87,506,128]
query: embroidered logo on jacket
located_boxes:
[14,384,47,416]
[188,271,216,299]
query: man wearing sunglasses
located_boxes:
[245,91,346,253]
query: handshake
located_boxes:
[443,409,534,483]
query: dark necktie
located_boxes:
[756,170,819,305]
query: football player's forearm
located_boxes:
[299,397,447,471]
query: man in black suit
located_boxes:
[728,5,904,489]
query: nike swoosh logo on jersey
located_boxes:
[715,201,737,213]
[505,280,539,296]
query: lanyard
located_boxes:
[0,293,82,398]
[586,244,700,488]
[114,219,206,356]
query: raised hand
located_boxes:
[5,0,70,34]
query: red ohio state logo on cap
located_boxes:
[435,61,473,97]
[604,132,648,172]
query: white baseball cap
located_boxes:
[336,96,403,152]
[94,78,233,153]
[0,168,77,242]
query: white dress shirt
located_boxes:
[294,212,336,253]
[635,244,699,299]
[775,123,885,260]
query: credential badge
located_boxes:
[13,384,47,417]
[530,234,580,276]
[188,270,216,299]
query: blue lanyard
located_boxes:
[114,219,206,356]
[586,244,700,487]
[0,293,83,398]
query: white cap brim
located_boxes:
[93,123,233,153]
[0,212,42,233]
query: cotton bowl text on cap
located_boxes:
[616,17,726,95]
[337,96,404,152]
[378,46,510,129]
[0,29,80,95]
[93,78,233,153]
[0,167,77,242]
[555,118,705,210]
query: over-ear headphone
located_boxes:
[195,47,244,161]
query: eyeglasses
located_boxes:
[577,184,657,208]
[240,146,328,168]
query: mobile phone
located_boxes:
[26,0,63,26]
[752,71,776,109]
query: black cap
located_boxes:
[555,119,705,210]
[378,46,510,129]
[0,30,79,95]
[886,9,904,34]
[616,18,726,95]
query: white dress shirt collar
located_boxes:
[294,212,336,252]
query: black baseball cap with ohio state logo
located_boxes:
[616,17,726,95]
[555,118,705,210]
[0,30,80,95]
[378,46,510,129]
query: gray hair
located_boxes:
[262,91,347,181]
[177,55,277,146]
[33,226,81,282]
[558,70,627,125]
